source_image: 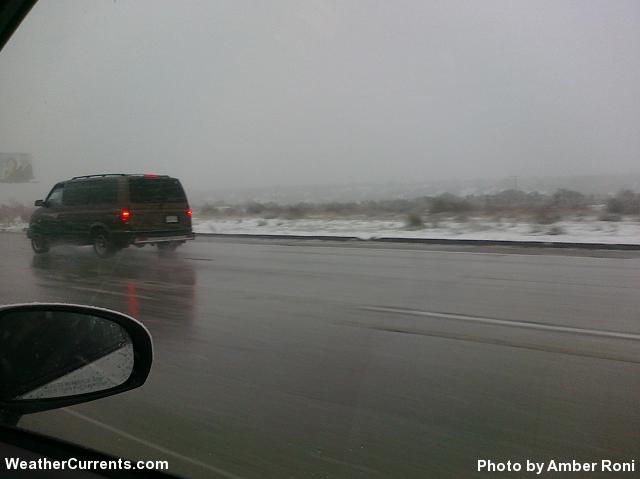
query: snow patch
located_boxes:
[193,216,640,245]
[0,221,28,233]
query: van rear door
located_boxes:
[126,177,191,233]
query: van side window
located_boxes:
[90,179,118,204]
[62,182,91,206]
[45,185,64,207]
[62,179,118,206]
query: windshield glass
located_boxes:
[45,185,63,207]
[2,1,640,478]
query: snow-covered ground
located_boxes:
[4,216,640,245]
[0,220,27,232]
[193,216,640,244]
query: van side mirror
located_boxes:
[34,199,44,207]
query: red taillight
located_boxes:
[186,208,192,218]
[120,209,131,223]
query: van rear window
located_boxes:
[128,177,186,203]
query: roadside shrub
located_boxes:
[283,203,312,219]
[246,202,267,215]
[199,203,219,217]
[606,190,640,215]
[322,201,358,215]
[547,225,566,235]
[429,194,473,215]
[534,208,562,225]
[549,189,589,210]
[482,189,546,214]
[405,213,424,229]
[598,213,622,222]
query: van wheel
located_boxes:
[93,231,117,258]
[157,242,179,255]
[31,235,50,254]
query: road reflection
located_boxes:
[29,246,197,335]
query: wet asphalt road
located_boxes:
[2,232,640,478]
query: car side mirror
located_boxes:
[0,304,152,425]
[34,199,44,207]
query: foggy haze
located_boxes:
[1,0,640,199]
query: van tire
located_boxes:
[93,230,117,258]
[31,235,50,254]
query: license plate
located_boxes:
[165,216,178,223]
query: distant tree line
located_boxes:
[198,188,631,221]
[195,189,640,224]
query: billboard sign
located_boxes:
[0,153,34,183]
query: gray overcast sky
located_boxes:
[1,0,640,193]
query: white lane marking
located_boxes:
[362,306,640,341]
[63,409,245,479]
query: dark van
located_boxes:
[28,174,195,257]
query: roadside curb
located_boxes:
[195,233,640,251]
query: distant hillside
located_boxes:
[190,174,640,205]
